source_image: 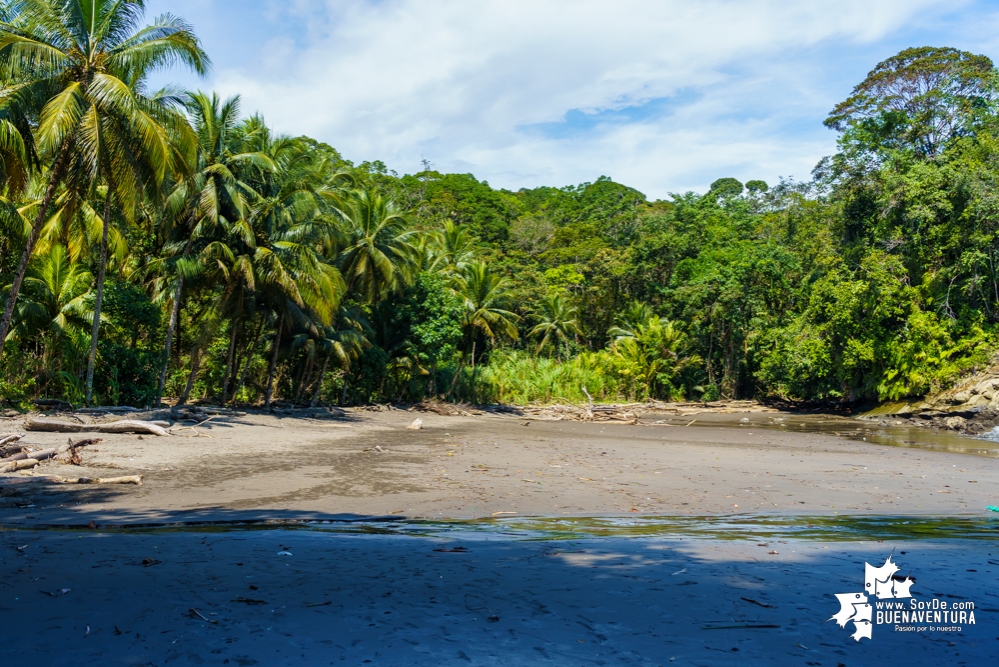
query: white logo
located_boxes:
[830,553,975,641]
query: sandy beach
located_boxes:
[1,409,998,525]
[2,408,998,665]
[1,524,996,666]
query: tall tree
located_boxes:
[825,46,996,157]
[0,0,209,405]
[447,260,519,398]
[335,188,416,304]
[529,293,581,361]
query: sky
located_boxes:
[145,0,999,199]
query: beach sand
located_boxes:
[0,526,996,665]
[1,409,998,665]
[0,410,997,525]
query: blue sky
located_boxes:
[146,0,999,199]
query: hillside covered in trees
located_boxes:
[2,3,999,409]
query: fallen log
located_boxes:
[34,399,73,410]
[24,418,170,437]
[0,447,60,465]
[45,475,142,485]
[75,406,141,414]
[0,458,39,473]
[0,433,25,448]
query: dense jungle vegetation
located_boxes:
[2,2,999,409]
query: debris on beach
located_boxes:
[410,400,482,416]
[503,399,775,424]
[24,417,170,437]
[406,418,424,430]
[45,475,143,485]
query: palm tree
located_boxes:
[608,300,657,340]
[6,242,91,342]
[309,303,368,407]
[611,317,700,400]
[529,293,581,361]
[153,93,270,405]
[428,220,475,276]
[447,261,519,399]
[0,0,210,405]
[335,188,416,304]
[247,131,345,411]
[5,243,92,397]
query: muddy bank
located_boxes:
[1,410,998,526]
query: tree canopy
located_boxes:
[2,15,999,408]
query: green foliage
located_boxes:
[4,36,999,408]
[90,281,163,406]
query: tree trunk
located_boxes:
[230,317,266,406]
[220,318,240,404]
[445,353,466,399]
[294,352,313,404]
[310,352,332,407]
[0,141,73,359]
[155,276,184,406]
[179,345,201,405]
[264,313,285,411]
[84,191,112,405]
[469,339,478,404]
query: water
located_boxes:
[642,412,999,457]
[7,513,997,542]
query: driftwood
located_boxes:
[410,399,483,417]
[45,474,142,485]
[34,399,73,411]
[520,403,640,423]
[0,440,73,465]
[0,447,59,465]
[0,433,25,448]
[66,437,102,466]
[68,437,103,448]
[75,406,141,414]
[0,458,39,473]
[24,418,170,437]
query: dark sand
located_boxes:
[0,527,996,665]
[1,410,997,525]
[1,409,998,665]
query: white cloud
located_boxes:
[203,0,969,196]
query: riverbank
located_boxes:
[1,409,998,526]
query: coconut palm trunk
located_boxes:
[0,142,74,359]
[180,346,201,404]
[230,317,266,406]
[294,352,314,404]
[221,319,241,403]
[84,192,112,404]
[469,340,478,404]
[264,313,285,411]
[310,351,332,408]
[155,275,184,406]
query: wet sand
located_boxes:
[1,410,998,525]
[2,409,999,665]
[0,526,996,666]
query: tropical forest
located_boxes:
[2,2,999,411]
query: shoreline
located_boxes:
[2,409,998,527]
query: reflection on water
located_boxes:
[642,413,999,458]
[12,513,997,542]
